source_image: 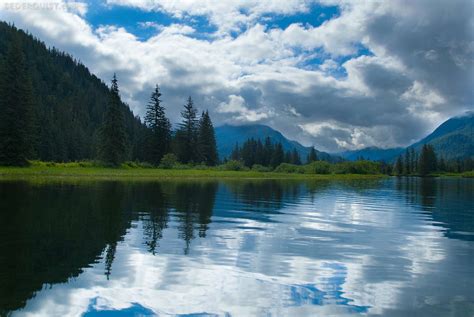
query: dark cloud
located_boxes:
[0,0,472,152]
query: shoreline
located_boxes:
[0,166,389,181]
[0,165,471,181]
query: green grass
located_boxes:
[431,171,474,178]
[0,162,387,181]
[461,171,474,178]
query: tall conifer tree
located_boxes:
[307,147,318,163]
[175,96,199,163]
[99,74,127,166]
[144,85,171,165]
[395,155,404,176]
[419,144,437,176]
[271,142,284,167]
[198,110,218,166]
[291,148,302,165]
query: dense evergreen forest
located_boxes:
[0,22,218,167]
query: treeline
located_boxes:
[0,26,218,167]
[393,144,473,176]
[97,76,218,167]
[0,22,144,164]
[228,138,319,168]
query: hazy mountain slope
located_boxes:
[408,112,474,159]
[215,124,334,162]
[338,147,405,162]
[337,113,473,161]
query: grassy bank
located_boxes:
[0,162,387,181]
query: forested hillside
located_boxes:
[408,112,474,160]
[0,22,145,162]
[215,124,335,162]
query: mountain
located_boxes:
[408,112,474,160]
[338,147,404,162]
[337,112,474,162]
[215,124,334,162]
[0,22,146,162]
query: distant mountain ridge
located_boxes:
[408,112,474,159]
[214,124,334,162]
[338,112,474,162]
[337,147,404,162]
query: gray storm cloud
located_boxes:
[0,0,472,152]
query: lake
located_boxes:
[0,178,473,316]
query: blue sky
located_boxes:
[0,0,472,152]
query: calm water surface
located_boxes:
[0,178,473,316]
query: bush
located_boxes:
[219,160,247,171]
[251,164,272,172]
[160,153,178,169]
[303,161,331,174]
[332,160,381,174]
[193,163,211,170]
[274,163,300,173]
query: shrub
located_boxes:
[160,153,178,169]
[251,164,272,172]
[274,163,299,173]
[193,163,210,170]
[219,160,247,171]
[303,161,331,174]
[332,160,381,174]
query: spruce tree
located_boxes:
[419,144,437,176]
[230,143,240,161]
[271,142,284,167]
[0,35,35,166]
[410,148,417,174]
[307,147,318,163]
[175,96,199,163]
[144,85,171,165]
[99,74,127,166]
[263,137,273,166]
[404,149,411,175]
[291,148,302,165]
[395,155,404,176]
[284,150,292,163]
[198,110,218,166]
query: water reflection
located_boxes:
[395,177,474,241]
[0,178,473,316]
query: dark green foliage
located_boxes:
[395,155,404,176]
[410,148,417,174]
[230,137,303,169]
[0,22,144,162]
[0,34,35,166]
[159,153,177,169]
[304,161,331,174]
[175,97,199,163]
[230,143,241,161]
[419,144,437,176]
[198,111,218,166]
[144,85,171,165]
[241,138,258,167]
[284,150,292,163]
[274,163,300,173]
[263,137,273,166]
[99,75,127,166]
[307,147,318,163]
[271,142,284,167]
[219,160,247,171]
[332,161,382,174]
[291,148,302,165]
[404,149,411,175]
